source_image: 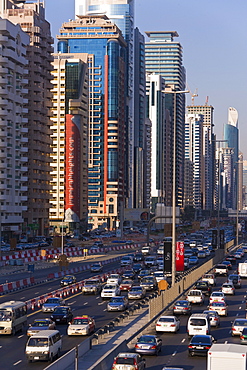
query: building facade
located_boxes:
[0,18,29,239]
[145,31,186,208]
[56,16,127,230]
[0,0,54,236]
[49,55,88,234]
[187,104,215,211]
[184,114,203,209]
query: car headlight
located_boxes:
[63,315,67,318]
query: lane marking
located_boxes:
[103,308,107,311]
[83,302,88,305]
[98,302,105,305]
[18,335,24,339]
[96,296,100,299]
[172,351,177,356]
[13,360,22,366]
[20,297,25,300]
[224,341,228,344]
[236,313,239,316]
[34,292,39,295]
[68,301,76,305]
[48,288,52,291]
[181,338,186,343]
[0,345,2,348]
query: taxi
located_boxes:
[67,315,95,336]
[208,301,228,316]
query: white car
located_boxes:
[67,316,95,336]
[156,315,180,333]
[141,246,150,255]
[197,250,206,258]
[186,289,204,304]
[221,282,235,295]
[153,271,166,283]
[202,273,216,286]
[106,274,122,285]
[203,310,220,327]
[101,284,120,299]
[231,319,247,336]
[209,291,226,303]
[208,301,228,316]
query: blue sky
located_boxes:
[45,0,247,157]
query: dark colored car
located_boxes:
[188,334,215,356]
[173,300,192,315]
[225,255,236,264]
[194,280,212,296]
[228,274,241,288]
[122,270,135,280]
[240,327,247,344]
[135,335,162,356]
[222,260,232,270]
[90,262,103,273]
[60,275,76,287]
[50,306,73,324]
[138,269,150,280]
[132,263,143,274]
[134,253,144,262]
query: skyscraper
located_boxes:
[56,15,127,230]
[0,0,54,236]
[145,31,186,208]
[187,104,215,211]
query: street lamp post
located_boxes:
[164,86,189,286]
[236,160,243,246]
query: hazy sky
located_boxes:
[45,0,247,157]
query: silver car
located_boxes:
[42,297,65,313]
[128,286,146,300]
[107,296,128,311]
[112,353,146,370]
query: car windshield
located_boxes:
[85,280,97,285]
[110,298,124,303]
[32,321,49,327]
[131,287,142,291]
[45,298,60,304]
[116,358,134,365]
[0,310,12,321]
[191,335,211,344]
[54,308,68,314]
[121,280,132,284]
[188,291,201,296]
[63,276,72,280]
[159,317,174,323]
[141,277,154,283]
[190,319,206,326]
[28,338,49,347]
[104,285,116,290]
[91,264,100,268]
[138,336,156,343]
[211,302,224,307]
[176,301,188,306]
[72,318,89,325]
[234,320,247,326]
[212,292,223,297]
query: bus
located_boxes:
[0,301,27,335]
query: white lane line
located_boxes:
[239,307,242,309]
[13,360,22,366]
[35,292,39,294]
[83,302,88,305]
[103,309,107,311]
[181,338,186,343]
[0,345,2,348]
[48,288,52,290]
[229,331,231,334]
[98,302,105,305]
[236,313,239,316]
[20,297,25,300]
[224,341,228,344]
[172,351,177,356]
[96,296,100,299]
[68,301,76,305]
[18,335,24,339]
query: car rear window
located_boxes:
[190,318,206,326]
[116,358,134,364]
[159,318,174,323]
[234,320,247,326]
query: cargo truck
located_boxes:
[238,263,247,278]
[207,343,247,370]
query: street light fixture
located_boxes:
[163,86,189,287]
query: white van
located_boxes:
[25,330,62,363]
[187,313,210,337]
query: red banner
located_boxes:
[176,241,184,272]
[64,114,81,223]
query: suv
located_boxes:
[112,353,146,370]
[194,280,212,296]
[214,264,228,276]
[82,279,102,295]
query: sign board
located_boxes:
[40,249,46,257]
[164,224,172,237]
[124,208,149,221]
[212,230,217,249]
[163,241,172,274]
[219,229,225,249]
[176,241,184,272]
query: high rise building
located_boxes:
[187,104,215,211]
[242,160,247,209]
[224,107,239,209]
[75,0,136,211]
[0,18,29,239]
[49,55,88,233]
[145,31,186,208]
[184,114,203,209]
[0,0,54,236]
[56,16,127,230]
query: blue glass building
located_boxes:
[57,15,127,229]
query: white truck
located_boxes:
[207,343,247,370]
[238,263,247,278]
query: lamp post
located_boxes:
[236,160,243,246]
[164,86,189,286]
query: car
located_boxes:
[27,318,56,336]
[189,256,198,265]
[144,256,157,267]
[203,310,220,327]
[221,282,235,295]
[208,301,228,316]
[234,252,242,259]
[82,279,102,295]
[132,263,143,273]
[231,318,247,336]
[42,297,65,313]
[50,306,73,324]
[173,300,192,315]
[67,315,95,336]
[202,273,216,286]
[133,253,144,262]
[120,279,134,292]
[60,275,76,287]
[101,284,120,299]
[184,258,189,269]
[188,334,215,357]
[140,276,157,291]
[193,280,212,296]
[214,264,228,276]
[107,296,128,311]
[228,274,241,288]
[141,246,150,255]
[155,315,180,333]
[135,335,162,355]
[225,255,236,264]
[122,270,135,280]
[222,260,232,270]
[128,285,146,300]
[138,269,150,280]
[120,256,133,267]
[90,262,103,273]
[197,250,206,258]
[107,274,122,285]
[162,368,184,370]
[240,327,247,344]
[153,271,166,283]
[186,289,204,305]
[209,291,226,303]
[112,353,146,370]
[204,248,211,256]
